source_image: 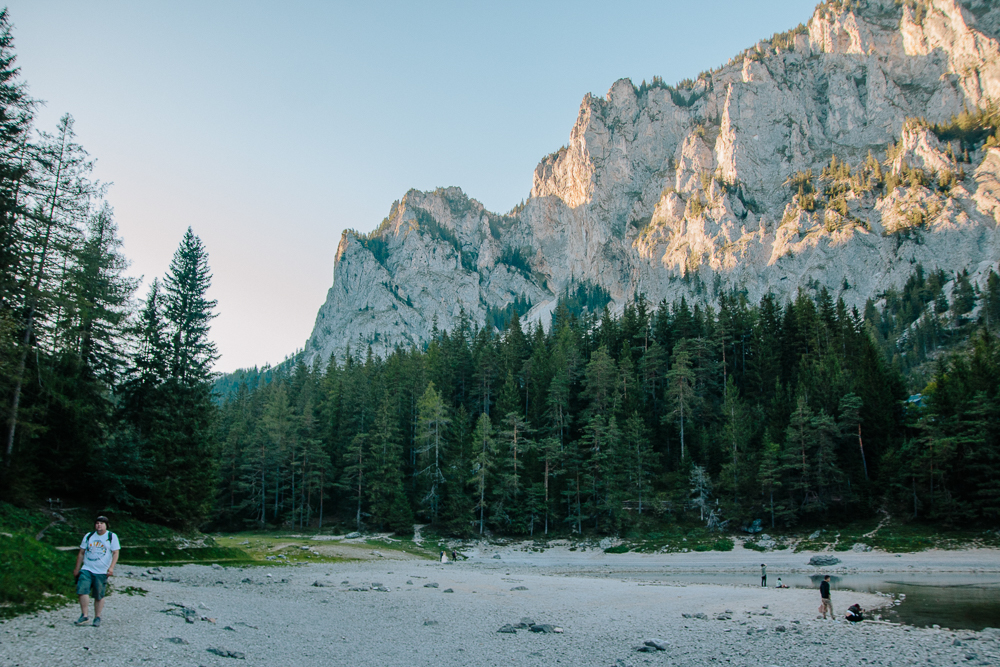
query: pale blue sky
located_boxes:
[5,1,818,372]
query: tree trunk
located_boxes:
[544,458,549,533]
[318,470,325,529]
[857,425,869,481]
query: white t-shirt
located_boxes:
[80,531,120,574]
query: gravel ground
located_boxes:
[2,556,998,667]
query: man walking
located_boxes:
[761,563,766,587]
[820,575,834,619]
[73,516,120,627]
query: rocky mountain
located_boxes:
[306,0,1000,365]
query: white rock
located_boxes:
[305,0,1000,365]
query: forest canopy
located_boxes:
[212,272,1000,536]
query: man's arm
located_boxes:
[108,550,119,576]
[73,548,85,576]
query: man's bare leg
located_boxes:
[94,597,105,618]
[78,594,89,618]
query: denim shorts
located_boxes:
[76,570,107,599]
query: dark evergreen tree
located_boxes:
[138,228,219,526]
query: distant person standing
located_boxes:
[73,516,120,627]
[761,563,767,587]
[820,575,834,619]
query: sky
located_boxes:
[4,1,819,373]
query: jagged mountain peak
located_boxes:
[305,0,1000,366]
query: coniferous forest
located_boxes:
[211,275,1000,537]
[0,10,218,526]
[0,7,999,537]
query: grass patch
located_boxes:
[118,545,253,565]
[0,532,75,618]
[213,531,440,564]
[603,544,631,554]
[119,586,147,596]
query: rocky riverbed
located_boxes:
[2,554,998,666]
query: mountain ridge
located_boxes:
[305,0,1000,366]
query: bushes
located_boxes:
[712,538,735,551]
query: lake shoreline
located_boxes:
[453,541,1000,574]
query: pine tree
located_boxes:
[837,393,867,480]
[469,412,496,534]
[580,413,622,531]
[61,204,136,384]
[142,228,219,526]
[689,464,712,523]
[758,436,783,528]
[536,435,561,534]
[163,227,218,383]
[343,431,368,531]
[0,10,33,396]
[0,7,32,302]
[812,410,843,509]
[4,114,97,468]
[782,394,815,517]
[416,382,450,523]
[366,389,410,533]
[622,411,656,514]
[984,268,1000,328]
[495,409,534,531]
[665,339,698,462]
[719,376,753,505]
[262,383,295,522]
[561,436,585,534]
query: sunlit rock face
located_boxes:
[306,0,1000,365]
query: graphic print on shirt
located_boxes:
[85,538,108,562]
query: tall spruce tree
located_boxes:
[415,382,449,523]
[144,228,219,526]
[469,411,496,534]
[163,227,217,383]
[665,340,698,462]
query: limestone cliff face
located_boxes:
[306,0,1000,365]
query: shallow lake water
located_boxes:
[598,571,1000,631]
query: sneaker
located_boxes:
[92,617,101,628]
[74,615,89,626]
